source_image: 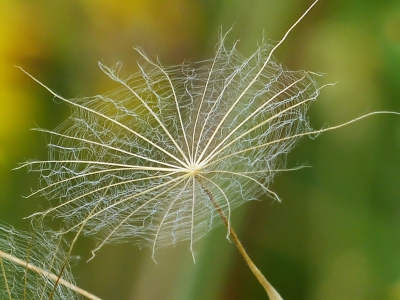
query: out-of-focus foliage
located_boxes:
[1,1,400,299]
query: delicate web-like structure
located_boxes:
[0,223,81,300]
[20,31,322,259]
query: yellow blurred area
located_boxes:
[80,0,205,66]
[389,279,400,300]
[82,0,204,38]
[0,2,45,170]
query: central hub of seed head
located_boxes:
[187,163,201,176]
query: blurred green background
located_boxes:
[1,0,400,299]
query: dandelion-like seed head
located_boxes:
[13,1,400,297]
[19,26,323,260]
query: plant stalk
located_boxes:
[226,223,283,300]
[0,250,102,300]
[196,176,283,300]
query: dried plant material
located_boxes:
[0,223,83,300]
[18,32,322,259]
[15,0,400,298]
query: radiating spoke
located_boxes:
[152,179,191,260]
[200,73,312,166]
[32,128,181,169]
[29,172,180,220]
[207,165,309,175]
[201,91,322,169]
[64,174,187,235]
[206,111,400,169]
[0,257,12,300]
[135,50,192,165]
[191,40,221,161]
[195,51,259,164]
[90,176,188,259]
[18,67,188,168]
[197,0,320,167]
[99,61,190,167]
[26,167,151,198]
[207,170,281,202]
[192,30,233,161]
[17,160,183,173]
